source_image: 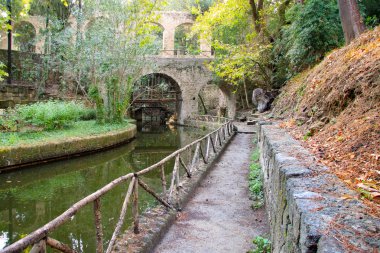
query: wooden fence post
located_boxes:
[106,177,136,253]
[190,143,200,172]
[132,177,139,234]
[160,165,167,194]
[30,239,46,253]
[93,198,104,253]
[205,136,210,160]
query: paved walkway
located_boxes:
[154,127,269,253]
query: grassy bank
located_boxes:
[0,120,131,147]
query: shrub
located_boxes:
[249,236,271,253]
[272,0,344,86]
[79,108,97,121]
[249,148,264,209]
[16,100,87,130]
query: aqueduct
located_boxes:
[0,11,237,122]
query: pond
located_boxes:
[0,124,209,252]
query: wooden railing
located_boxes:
[1,119,234,253]
[191,115,230,124]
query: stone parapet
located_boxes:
[258,124,380,253]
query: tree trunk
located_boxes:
[198,94,208,115]
[338,0,365,44]
[349,0,365,38]
[243,78,250,109]
[6,0,12,84]
[248,0,264,33]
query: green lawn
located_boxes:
[0,120,132,147]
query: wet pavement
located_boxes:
[154,124,269,253]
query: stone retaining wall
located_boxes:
[0,84,37,108]
[258,124,380,253]
[0,124,137,170]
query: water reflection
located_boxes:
[0,124,207,252]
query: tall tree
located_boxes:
[248,0,264,33]
[338,0,366,44]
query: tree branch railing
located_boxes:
[190,115,230,124]
[1,118,234,253]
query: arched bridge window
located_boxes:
[132,73,182,123]
[13,21,36,53]
[174,23,200,56]
[148,23,164,55]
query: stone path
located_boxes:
[154,127,269,253]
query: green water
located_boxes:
[0,125,208,252]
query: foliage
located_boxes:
[193,0,347,91]
[0,100,93,132]
[15,100,89,130]
[44,0,162,123]
[249,147,264,209]
[359,0,380,28]
[175,24,200,55]
[248,236,271,253]
[275,0,344,75]
[0,5,10,81]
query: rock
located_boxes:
[238,116,247,122]
[252,88,279,113]
[309,121,325,134]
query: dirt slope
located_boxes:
[272,26,380,210]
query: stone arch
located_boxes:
[217,84,237,119]
[132,72,183,124]
[174,22,200,56]
[20,16,45,53]
[0,16,44,53]
[13,21,37,52]
[195,81,236,119]
[197,84,220,115]
[148,22,165,54]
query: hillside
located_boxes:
[273,26,380,210]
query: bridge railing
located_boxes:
[1,120,235,253]
[190,115,230,124]
[159,49,214,58]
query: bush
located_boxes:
[249,148,264,209]
[15,100,88,130]
[249,236,271,253]
[272,0,344,86]
[79,108,97,121]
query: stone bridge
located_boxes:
[0,12,236,121]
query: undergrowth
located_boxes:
[249,146,264,209]
[0,100,96,132]
[248,236,271,253]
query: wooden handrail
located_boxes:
[1,118,234,253]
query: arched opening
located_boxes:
[131,73,182,126]
[13,21,36,52]
[174,23,200,56]
[148,23,164,55]
[198,84,221,116]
